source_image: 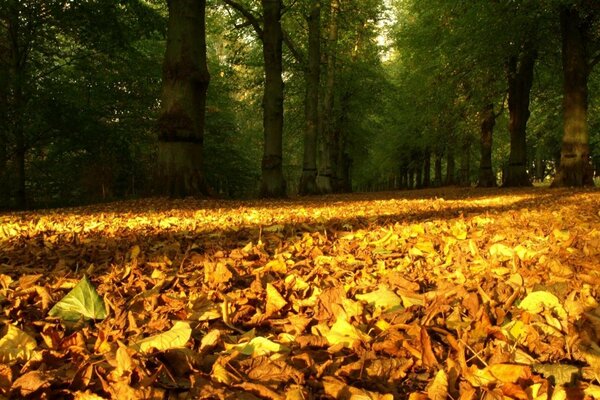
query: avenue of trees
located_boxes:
[1,0,599,208]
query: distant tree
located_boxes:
[222,0,287,197]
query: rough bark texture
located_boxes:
[478,104,497,187]
[157,0,210,198]
[299,0,321,195]
[317,0,339,194]
[552,6,594,187]
[504,48,536,187]
[259,0,286,197]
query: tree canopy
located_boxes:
[1,0,598,208]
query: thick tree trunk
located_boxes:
[478,103,496,187]
[422,149,431,188]
[157,0,210,198]
[446,134,456,185]
[259,0,286,197]
[552,6,594,187]
[459,138,471,186]
[7,3,27,208]
[504,48,536,187]
[317,0,339,194]
[299,0,321,195]
[334,92,352,192]
[434,152,443,187]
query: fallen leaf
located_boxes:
[130,321,191,353]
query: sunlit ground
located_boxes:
[0,186,599,398]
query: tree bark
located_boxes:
[157,0,210,198]
[504,48,536,187]
[445,135,456,185]
[434,152,443,187]
[5,1,28,208]
[478,103,497,187]
[259,0,286,197]
[422,149,431,188]
[317,0,339,194]
[459,138,471,186]
[299,0,321,195]
[552,6,594,187]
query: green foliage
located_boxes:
[48,276,107,321]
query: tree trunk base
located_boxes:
[551,158,594,187]
[478,168,496,188]
[158,142,208,198]
[503,165,531,187]
[260,169,286,198]
[316,175,333,194]
[299,170,318,195]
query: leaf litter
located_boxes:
[0,187,599,399]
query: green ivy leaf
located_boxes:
[48,276,107,321]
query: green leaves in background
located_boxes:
[48,276,107,321]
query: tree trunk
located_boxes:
[459,138,471,186]
[504,48,536,187]
[422,149,431,188]
[552,6,594,187]
[299,0,321,195]
[259,0,286,197]
[7,1,28,208]
[157,0,210,198]
[434,152,443,187]
[317,0,339,194]
[446,135,456,185]
[478,103,496,187]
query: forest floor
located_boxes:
[1,187,600,399]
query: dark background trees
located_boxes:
[0,0,598,209]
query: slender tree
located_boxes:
[503,47,536,187]
[222,0,286,197]
[317,0,340,194]
[478,103,498,187]
[259,0,286,197]
[157,0,210,197]
[299,0,322,195]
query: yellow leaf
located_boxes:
[115,344,134,377]
[552,229,570,242]
[211,363,237,385]
[200,329,221,351]
[266,283,287,315]
[514,245,536,261]
[487,364,530,383]
[356,286,403,311]
[226,336,288,357]
[321,317,370,348]
[0,324,36,362]
[129,245,141,260]
[265,258,287,274]
[451,221,468,240]
[427,369,448,400]
[489,243,514,260]
[130,321,191,353]
[518,291,567,320]
[285,275,309,291]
